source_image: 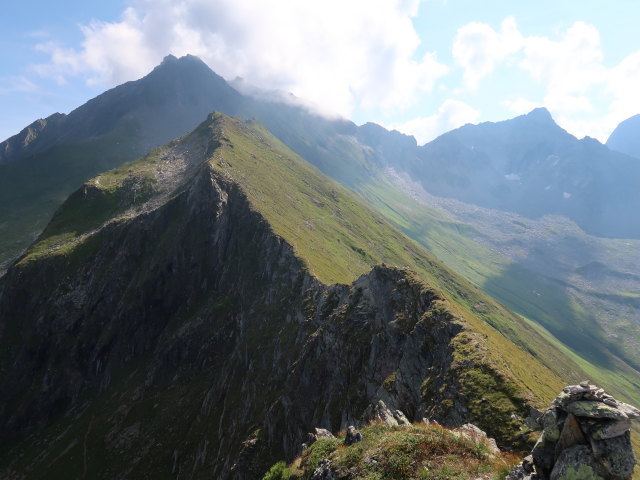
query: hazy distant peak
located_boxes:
[160,53,205,65]
[524,107,554,123]
[152,54,213,76]
[607,113,640,159]
[161,54,178,64]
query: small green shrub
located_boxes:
[263,461,287,480]
[301,438,342,479]
[262,461,300,480]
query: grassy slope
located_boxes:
[349,177,640,477]
[20,113,566,409]
[243,116,640,413]
[268,422,518,480]
[353,177,640,403]
[0,120,148,272]
[202,116,571,406]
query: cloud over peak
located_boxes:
[33,0,446,119]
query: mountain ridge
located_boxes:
[0,54,239,165]
[0,113,569,478]
[1,55,638,377]
[403,107,640,238]
[1,54,638,430]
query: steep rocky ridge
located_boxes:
[2,55,639,468]
[0,54,243,270]
[0,114,567,478]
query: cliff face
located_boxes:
[0,114,556,479]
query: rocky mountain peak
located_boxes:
[152,53,215,76]
[161,53,178,63]
[523,106,555,124]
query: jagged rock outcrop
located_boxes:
[311,459,338,480]
[303,428,336,450]
[509,383,639,479]
[363,399,411,427]
[454,423,501,455]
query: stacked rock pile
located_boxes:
[509,382,639,480]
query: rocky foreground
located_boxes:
[509,382,639,480]
[265,386,639,480]
[265,400,508,480]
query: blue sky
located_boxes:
[2,0,640,144]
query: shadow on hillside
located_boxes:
[482,260,632,371]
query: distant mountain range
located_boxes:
[390,107,640,239]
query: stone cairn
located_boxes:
[509,382,640,480]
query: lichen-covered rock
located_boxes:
[363,400,408,427]
[531,435,556,475]
[617,402,640,420]
[307,428,336,447]
[590,431,636,479]
[541,408,560,442]
[565,401,628,420]
[554,414,586,455]
[505,463,530,480]
[393,409,410,426]
[454,423,501,455]
[311,459,338,480]
[550,445,604,480]
[510,384,639,480]
[582,418,631,441]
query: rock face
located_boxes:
[509,383,639,479]
[454,423,501,455]
[311,459,338,480]
[363,400,412,427]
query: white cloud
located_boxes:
[32,0,447,119]
[0,76,41,95]
[27,6,640,143]
[502,97,541,116]
[452,16,523,90]
[389,99,479,144]
[518,22,640,141]
[520,22,606,116]
[605,51,640,131]
[453,17,640,141]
